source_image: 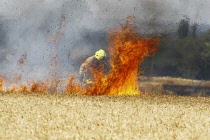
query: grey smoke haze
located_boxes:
[0,0,210,83]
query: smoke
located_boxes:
[0,0,210,84]
[0,0,102,83]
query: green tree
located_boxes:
[198,30,210,79]
[175,37,202,79]
[178,18,189,39]
[191,23,198,38]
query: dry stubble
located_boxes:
[0,92,210,140]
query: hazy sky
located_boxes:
[87,0,210,23]
[0,0,210,24]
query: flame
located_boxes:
[0,73,61,93]
[3,80,56,93]
[106,17,159,95]
[65,76,81,93]
[0,75,6,91]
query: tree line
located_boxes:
[141,18,210,80]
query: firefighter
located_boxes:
[79,49,107,86]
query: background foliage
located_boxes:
[141,18,210,80]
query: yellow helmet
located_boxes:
[95,49,106,60]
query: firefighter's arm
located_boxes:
[79,56,93,82]
[79,56,93,75]
[79,64,86,82]
[79,64,85,75]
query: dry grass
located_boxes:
[140,76,210,86]
[140,76,210,95]
[0,92,210,140]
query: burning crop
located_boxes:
[66,16,160,96]
[0,17,159,96]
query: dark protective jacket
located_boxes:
[79,56,107,83]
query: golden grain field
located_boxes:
[0,92,210,140]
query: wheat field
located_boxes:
[0,92,210,140]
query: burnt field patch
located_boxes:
[0,92,210,139]
[140,76,210,96]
